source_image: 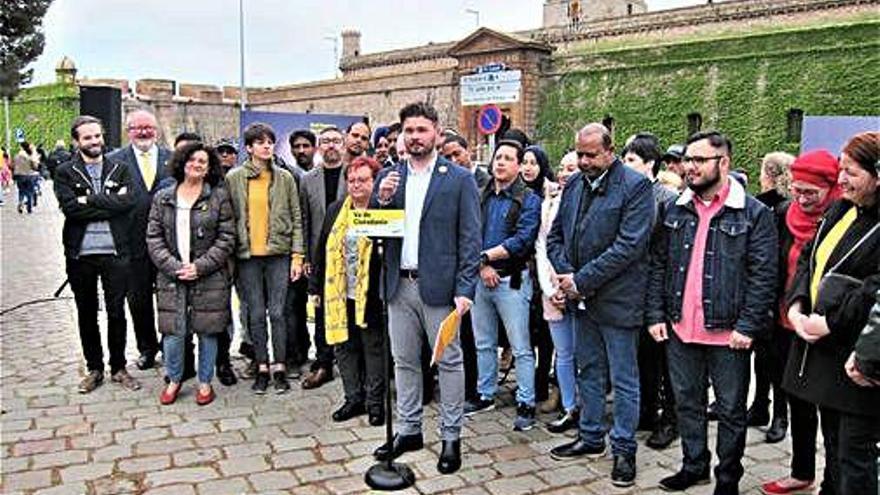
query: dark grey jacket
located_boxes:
[146,183,235,336]
[107,144,173,259]
[547,159,655,328]
[855,290,880,381]
[300,164,347,263]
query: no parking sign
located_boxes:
[477,104,502,135]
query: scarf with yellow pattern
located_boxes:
[324,196,373,345]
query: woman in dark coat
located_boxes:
[147,142,235,406]
[760,150,840,494]
[783,131,880,495]
[309,156,386,426]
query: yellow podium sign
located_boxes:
[349,209,406,238]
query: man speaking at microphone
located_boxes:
[369,102,481,475]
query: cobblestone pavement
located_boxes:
[1,186,821,494]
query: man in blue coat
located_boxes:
[370,102,481,475]
[546,123,654,487]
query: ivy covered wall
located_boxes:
[536,19,880,184]
[2,83,79,152]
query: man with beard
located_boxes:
[288,129,316,178]
[546,123,654,487]
[647,131,777,495]
[108,108,172,371]
[370,102,481,475]
[299,127,348,389]
[384,123,401,166]
[55,116,139,393]
[283,129,317,372]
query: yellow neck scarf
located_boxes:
[324,196,373,345]
[810,206,858,305]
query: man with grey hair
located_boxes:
[546,123,655,487]
[108,108,173,372]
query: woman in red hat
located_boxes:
[761,149,841,495]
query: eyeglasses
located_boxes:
[682,155,724,166]
[319,137,343,145]
[789,185,823,199]
[217,149,236,155]
[128,125,156,132]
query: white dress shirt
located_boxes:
[400,153,437,270]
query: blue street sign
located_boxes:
[477,104,502,135]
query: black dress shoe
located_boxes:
[646,423,678,450]
[216,363,237,386]
[437,440,461,474]
[746,403,770,427]
[659,467,710,491]
[373,433,424,461]
[332,401,366,422]
[546,409,578,434]
[611,454,636,487]
[765,416,788,444]
[136,353,156,370]
[368,406,385,427]
[549,438,606,460]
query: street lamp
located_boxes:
[465,8,480,28]
[239,0,246,112]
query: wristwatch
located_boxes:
[480,252,490,266]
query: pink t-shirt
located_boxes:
[673,181,733,345]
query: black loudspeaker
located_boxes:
[80,86,122,149]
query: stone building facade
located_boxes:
[33,0,877,151]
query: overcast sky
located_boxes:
[30,0,703,89]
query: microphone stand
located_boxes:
[364,237,415,490]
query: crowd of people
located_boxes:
[50,102,878,494]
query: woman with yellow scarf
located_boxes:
[309,156,386,426]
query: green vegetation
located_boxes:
[536,20,880,186]
[2,83,78,152]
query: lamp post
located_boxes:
[238,0,246,113]
[465,8,480,28]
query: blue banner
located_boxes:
[240,110,365,166]
[801,115,879,155]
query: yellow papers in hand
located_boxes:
[431,310,461,367]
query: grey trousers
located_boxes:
[388,279,464,440]
[237,255,289,365]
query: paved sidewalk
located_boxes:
[1,185,818,494]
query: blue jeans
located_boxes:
[164,333,217,384]
[549,312,577,412]
[574,311,640,457]
[667,330,750,489]
[473,271,535,406]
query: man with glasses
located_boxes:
[108,108,172,371]
[545,123,654,487]
[646,131,777,495]
[216,139,239,173]
[299,127,349,391]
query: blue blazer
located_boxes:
[370,156,481,306]
[546,158,654,327]
[107,144,173,258]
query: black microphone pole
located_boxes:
[365,237,415,490]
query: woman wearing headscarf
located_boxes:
[521,145,557,199]
[774,132,880,495]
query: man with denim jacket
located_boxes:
[646,131,778,495]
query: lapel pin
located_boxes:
[439,166,448,174]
